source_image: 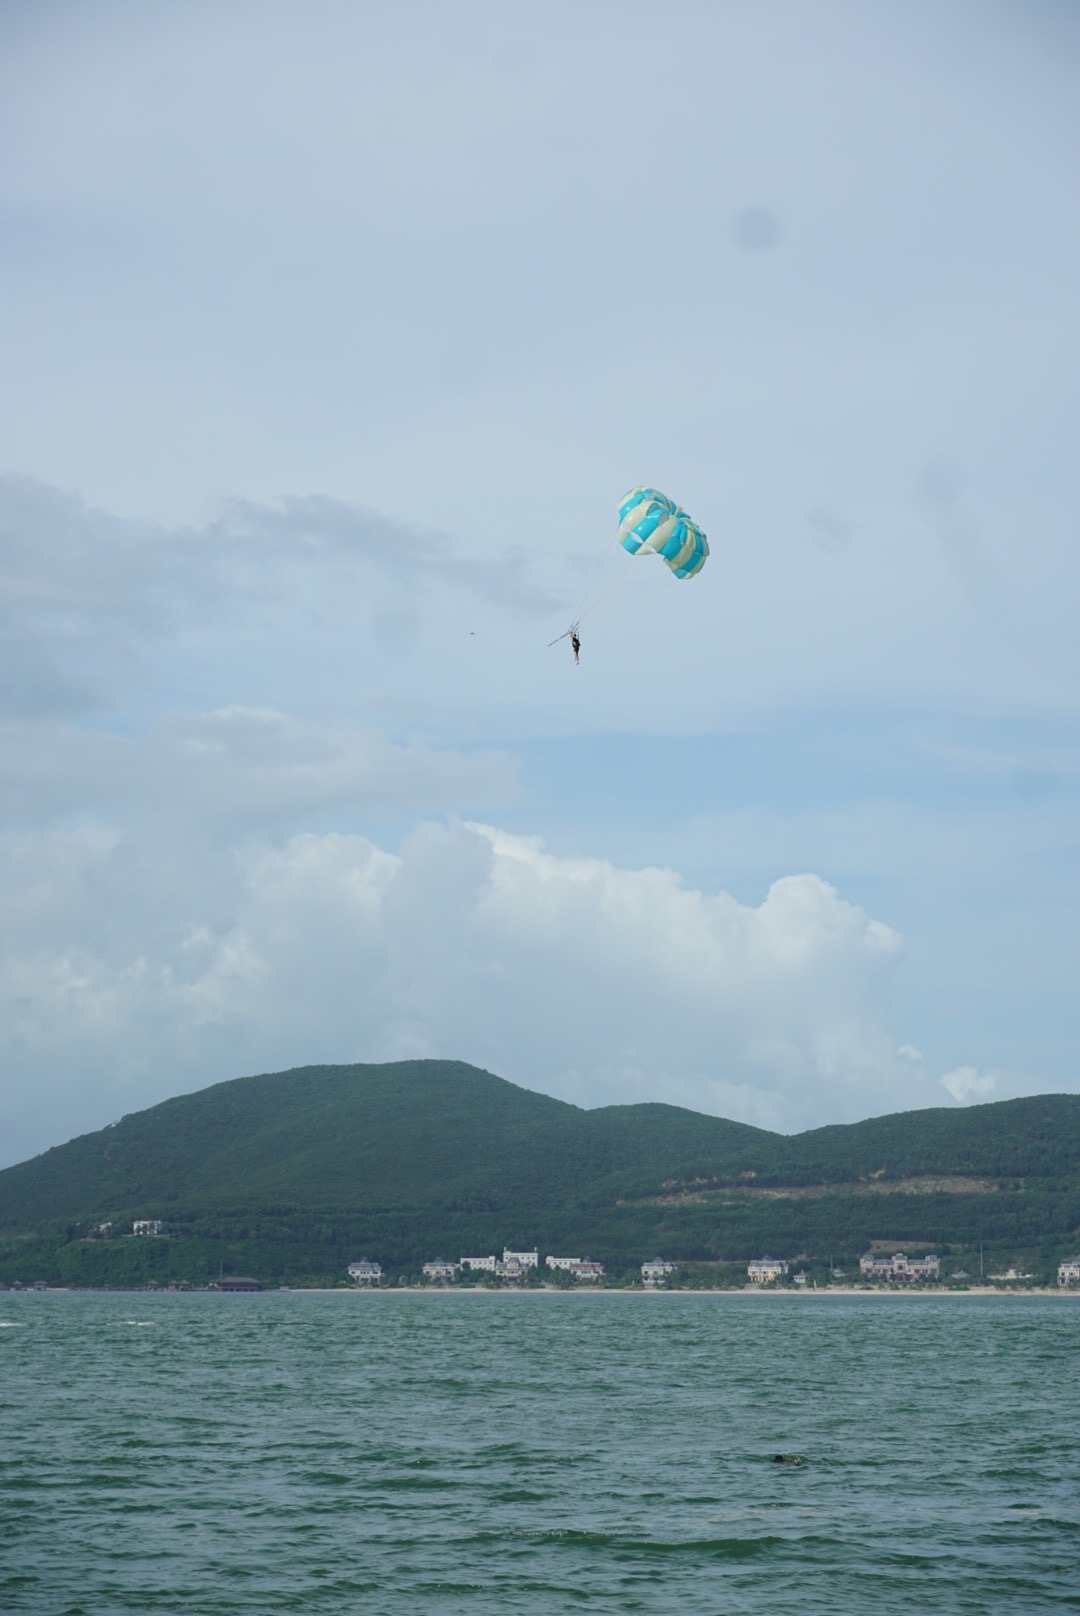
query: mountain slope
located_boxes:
[1,1062,1077,1283]
[776,1094,1080,1183]
[0,1060,774,1225]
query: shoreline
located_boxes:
[10,1284,1078,1298]
[294,1285,1078,1297]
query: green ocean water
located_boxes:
[2,1291,1078,1614]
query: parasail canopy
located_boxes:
[616,487,708,579]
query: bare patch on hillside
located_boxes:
[627,1175,1003,1207]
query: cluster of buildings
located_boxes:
[118,1220,1080,1290]
[456,1249,549,1280]
[746,1252,943,1284]
[345,1247,1078,1289]
[347,1250,680,1286]
[428,1249,609,1282]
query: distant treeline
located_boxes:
[3,1187,1078,1289]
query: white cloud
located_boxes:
[0,706,516,836]
[937,1064,1049,1107]
[940,1066,997,1104]
[0,475,558,722]
[1,818,990,1164]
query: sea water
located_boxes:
[1,1290,1077,1614]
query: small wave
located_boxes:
[469,1526,781,1559]
[0,1320,26,1327]
[380,1474,460,1491]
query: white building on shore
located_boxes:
[422,1260,458,1283]
[459,1251,540,1280]
[1058,1257,1080,1286]
[545,1255,604,1281]
[348,1259,383,1285]
[859,1252,940,1283]
[569,1260,604,1281]
[747,1257,788,1283]
[133,1219,163,1236]
[641,1258,676,1285]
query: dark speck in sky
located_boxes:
[734,207,784,251]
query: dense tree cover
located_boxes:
[1,1062,1077,1286]
[0,1061,775,1227]
[772,1095,1080,1184]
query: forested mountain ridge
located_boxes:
[756,1093,1080,1185]
[1,1061,1077,1285]
[0,1061,775,1225]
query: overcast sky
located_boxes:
[1,0,1078,1166]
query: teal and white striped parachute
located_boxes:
[616,487,708,579]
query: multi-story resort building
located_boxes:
[545,1255,604,1281]
[859,1252,940,1283]
[641,1259,676,1285]
[422,1260,458,1283]
[133,1219,163,1236]
[569,1260,604,1281]
[494,1249,540,1279]
[348,1259,383,1285]
[747,1258,788,1283]
[459,1251,538,1280]
[1058,1257,1080,1286]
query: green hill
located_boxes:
[1,1061,1077,1286]
[0,1061,773,1224]
[755,1093,1080,1184]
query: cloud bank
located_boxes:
[2,817,1006,1166]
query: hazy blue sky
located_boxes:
[1,0,1078,1165]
